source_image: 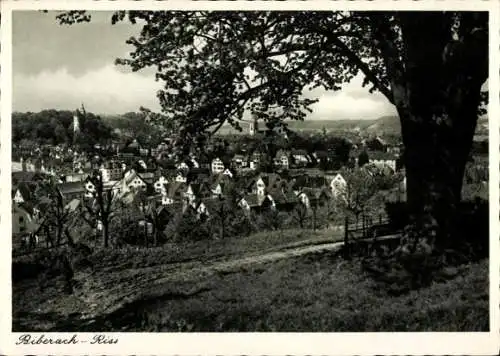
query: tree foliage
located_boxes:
[13,110,114,148]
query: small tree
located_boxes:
[133,190,171,246]
[81,171,118,248]
[336,168,379,226]
[292,202,309,229]
[35,179,77,246]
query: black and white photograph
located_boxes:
[1,0,499,354]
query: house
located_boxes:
[296,187,332,209]
[12,204,39,235]
[13,183,34,204]
[121,139,142,155]
[232,154,247,169]
[186,168,211,184]
[175,171,188,183]
[184,182,211,205]
[192,200,210,219]
[266,187,298,212]
[329,173,347,196]
[368,152,397,171]
[238,193,274,213]
[366,136,388,152]
[249,173,282,196]
[161,181,187,205]
[177,161,191,171]
[249,153,261,170]
[222,168,234,178]
[208,173,233,197]
[84,176,96,199]
[211,157,226,174]
[274,150,290,169]
[121,169,148,194]
[100,160,123,182]
[290,149,309,167]
[57,181,86,201]
[154,176,169,194]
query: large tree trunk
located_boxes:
[399,107,477,248]
[391,12,488,248]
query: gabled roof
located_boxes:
[199,197,222,214]
[260,173,281,189]
[123,170,147,186]
[267,187,298,205]
[65,198,81,212]
[165,181,187,198]
[57,181,86,196]
[209,173,231,188]
[187,182,211,197]
[300,186,332,200]
[14,182,34,202]
[18,201,35,216]
[243,193,270,207]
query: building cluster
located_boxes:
[12,156,406,238]
[11,125,407,240]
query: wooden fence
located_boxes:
[343,214,401,257]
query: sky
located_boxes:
[13,11,398,120]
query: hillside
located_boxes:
[103,112,487,138]
[216,116,398,136]
[365,115,401,135]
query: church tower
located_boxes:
[73,111,80,135]
[73,103,85,143]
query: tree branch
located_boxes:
[325,33,394,105]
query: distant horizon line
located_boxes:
[12,109,394,122]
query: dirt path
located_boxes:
[77,235,400,319]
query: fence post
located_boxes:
[344,216,349,258]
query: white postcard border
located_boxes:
[1,1,498,355]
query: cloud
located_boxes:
[13,63,397,121]
[13,10,140,77]
[308,91,397,120]
[13,65,163,114]
[303,74,397,120]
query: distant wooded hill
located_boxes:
[217,114,489,137]
[216,115,402,136]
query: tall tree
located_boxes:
[133,190,171,246]
[81,171,118,247]
[56,11,488,248]
[34,179,80,246]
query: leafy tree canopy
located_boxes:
[13,109,115,147]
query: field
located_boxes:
[12,228,488,332]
